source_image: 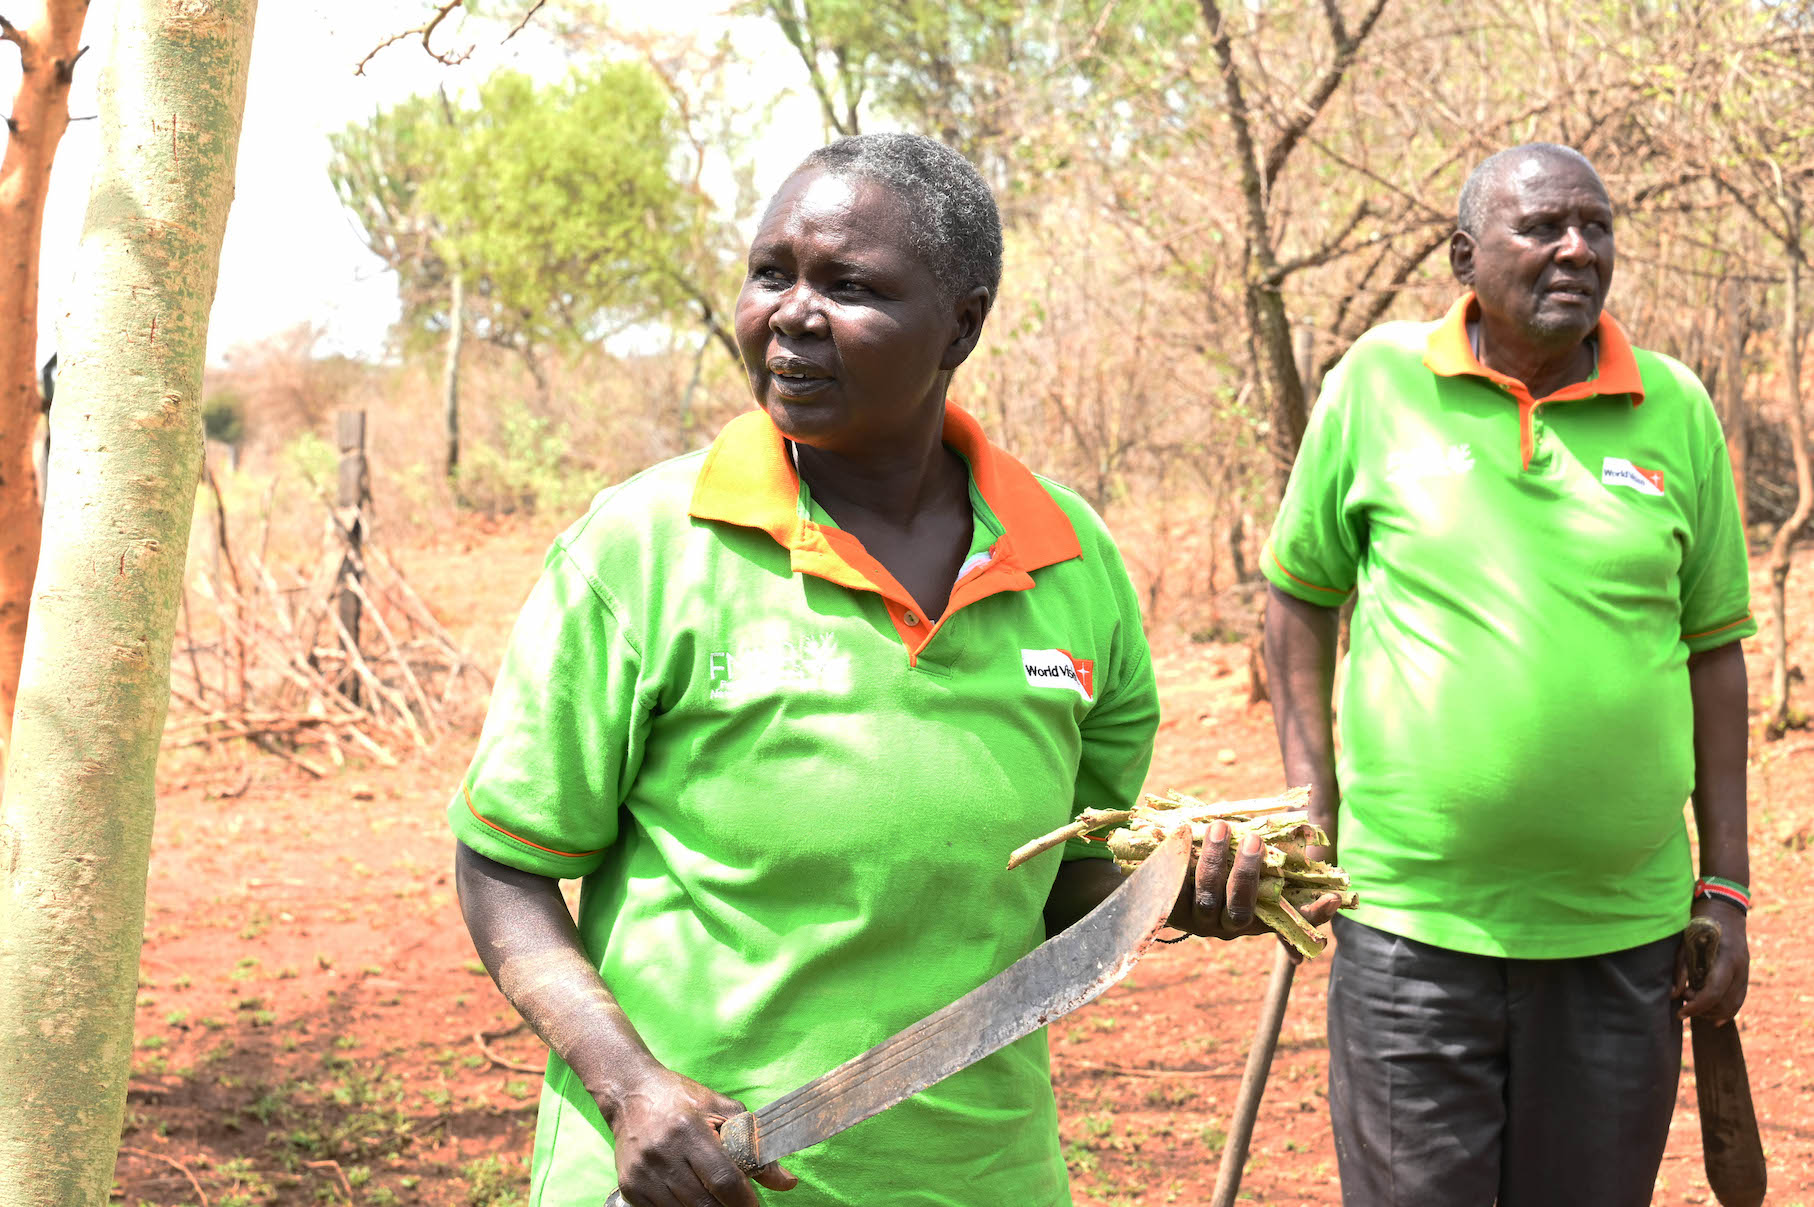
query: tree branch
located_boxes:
[1267,199,1370,282]
[54,42,87,84]
[1260,0,1389,192]
[503,0,546,43]
[1326,224,1451,363]
[0,15,23,51]
[1197,0,1268,238]
[356,1,472,76]
[1708,169,1796,258]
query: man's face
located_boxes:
[1451,154,1615,355]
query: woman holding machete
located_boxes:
[448,133,1341,1207]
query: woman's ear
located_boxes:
[941,286,994,372]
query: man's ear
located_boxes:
[1449,230,1476,287]
[941,286,994,372]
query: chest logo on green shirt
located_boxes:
[1602,457,1665,496]
[1387,442,1475,483]
[1022,648,1094,701]
[709,633,851,702]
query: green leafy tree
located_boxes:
[329,61,739,477]
[424,64,721,360]
[746,0,1198,168]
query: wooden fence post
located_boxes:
[335,410,369,702]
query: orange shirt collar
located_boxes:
[1423,291,1646,405]
[687,404,1082,573]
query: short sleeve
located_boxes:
[1262,357,1363,605]
[447,544,650,878]
[1680,430,1756,651]
[1067,546,1160,862]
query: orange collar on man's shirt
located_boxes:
[688,403,1082,578]
[1422,291,1646,406]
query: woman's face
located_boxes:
[734,169,986,455]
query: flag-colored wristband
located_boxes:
[1693,876,1751,913]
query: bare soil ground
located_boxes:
[115,528,1814,1207]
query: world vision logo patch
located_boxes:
[1022,649,1094,701]
[1602,456,1665,496]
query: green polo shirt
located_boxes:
[1264,294,1754,959]
[449,405,1158,1206]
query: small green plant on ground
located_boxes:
[463,1154,529,1207]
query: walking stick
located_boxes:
[1210,944,1298,1207]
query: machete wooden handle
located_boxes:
[1682,913,1768,1207]
[602,1112,761,1207]
[1684,914,1721,990]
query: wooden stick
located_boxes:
[346,575,437,740]
[304,1158,355,1202]
[120,1146,209,1206]
[1064,1058,1228,1079]
[1005,807,1132,869]
[1210,946,1298,1207]
[475,1022,546,1074]
[329,609,427,748]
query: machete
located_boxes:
[602,826,1193,1207]
[1683,915,1766,1207]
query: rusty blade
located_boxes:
[1685,917,1767,1207]
[744,826,1192,1166]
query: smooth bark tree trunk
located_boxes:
[0,0,90,764]
[1767,235,1811,738]
[0,2,257,1202]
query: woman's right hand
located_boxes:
[604,1068,798,1207]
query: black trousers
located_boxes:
[1326,916,1682,1207]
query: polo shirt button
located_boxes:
[903,611,920,626]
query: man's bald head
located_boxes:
[1457,144,1606,238]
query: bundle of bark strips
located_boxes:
[166,477,488,777]
[1006,787,1357,958]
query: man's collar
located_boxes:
[1423,291,1646,405]
[688,404,1081,572]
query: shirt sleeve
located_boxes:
[1679,426,1756,651]
[447,543,650,878]
[1262,355,1363,605]
[1067,543,1160,862]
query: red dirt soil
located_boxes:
[115,529,1814,1207]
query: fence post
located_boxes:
[335,410,369,702]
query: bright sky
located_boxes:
[30,0,823,366]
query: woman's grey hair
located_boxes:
[796,132,1003,302]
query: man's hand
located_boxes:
[605,1069,797,1207]
[1673,901,1750,1026]
[1168,819,1341,940]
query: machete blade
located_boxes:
[1685,916,1767,1207]
[602,826,1192,1206]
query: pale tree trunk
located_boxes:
[0,2,257,1202]
[1767,228,1811,738]
[444,269,463,479]
[0,0,90,765]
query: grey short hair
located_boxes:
[1457,143,1605,237]
[796,133,1003,302]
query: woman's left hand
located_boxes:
[1169,819,1341,940]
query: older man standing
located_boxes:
[1262,143,1754,1206]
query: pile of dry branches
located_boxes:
[166,475,487,776]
